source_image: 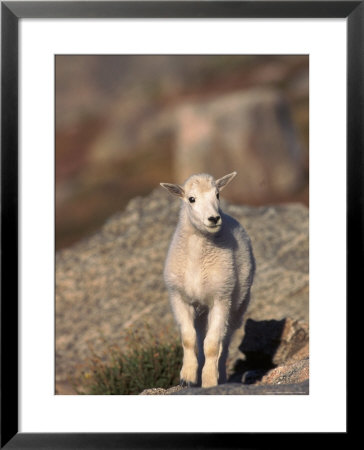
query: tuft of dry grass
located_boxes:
[75,326,183,395]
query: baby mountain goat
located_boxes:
[160,172,255,388]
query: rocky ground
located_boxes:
[56,188,308,395]
[142,381,309,395]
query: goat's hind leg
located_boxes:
[170,292,198,386]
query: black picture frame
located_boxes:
[1,1,358,448]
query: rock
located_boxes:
[258,357,309,386]
[140,385,185,395]
[227,318,309,384]
[174,89,305,204]
[141,381,309,396]
[172,380,309,395]
[56,188,308,393]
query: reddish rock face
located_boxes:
[174,90,305,204]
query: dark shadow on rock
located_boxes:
[228,318,286,384]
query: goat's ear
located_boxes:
[160,183,185,198]
[216,172,237,191]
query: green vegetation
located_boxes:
[76,328,183,395]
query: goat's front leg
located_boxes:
[170,291,198,386]
[202,300,228,388]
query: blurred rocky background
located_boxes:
[56,55,309,395]
[56,55,308,250]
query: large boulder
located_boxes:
[174,89,305,204]
[56,188,308,393]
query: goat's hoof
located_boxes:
[180,379,195,388]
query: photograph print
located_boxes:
[55,55,309,395]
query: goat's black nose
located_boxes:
[208,215,221,224]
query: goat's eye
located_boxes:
[188,197,195,203]
[216,192,220,200]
